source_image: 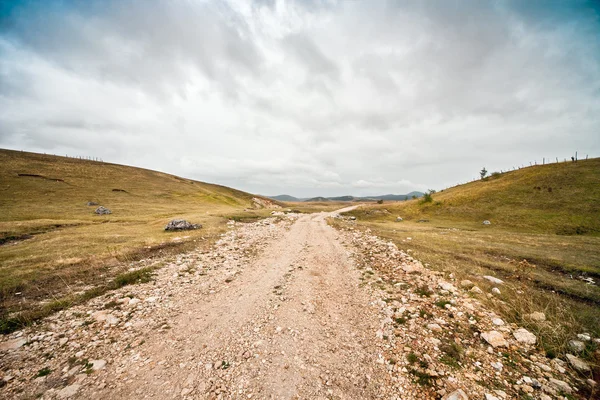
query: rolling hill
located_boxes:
[0,149,277,321]
[267,192,425,202]
[349,159,600,234]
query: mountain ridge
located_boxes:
[268,192,425,202]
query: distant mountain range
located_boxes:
[267,192,425,202]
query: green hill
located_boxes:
[0,149,276,324]
[354,158,600,234]
[339,159,600,356]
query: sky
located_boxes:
[1,0,599,197]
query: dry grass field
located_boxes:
[0,149,277,331]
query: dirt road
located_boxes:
[86,208,389,399]
[1,209,589,400]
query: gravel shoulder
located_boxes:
[0,209,596,399]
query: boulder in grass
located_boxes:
[164,219,201,231]
[95,206,111,215]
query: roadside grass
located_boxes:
[360,158,600,235]
[0,265,160,334]
[336,216,600,358]
[334,159,600,358]
[0,149,277,330]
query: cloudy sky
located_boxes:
[1,0,599,197]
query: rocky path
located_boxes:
[1,209,596,399]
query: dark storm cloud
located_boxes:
[1,0,599,197]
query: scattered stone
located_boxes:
[492,318,504,326]
[459,280,474,289]
[513,328,537,345]
[485,394,499,400]
[95,206,111,215]
[396,217,403,222]
[438,281,456,292]
[402,264,419,274]
[491,287,501,295]
[164,219,201,231]
[470,286,483,294]
[0,338,27,351]
[482,275,504,285]
[483,220,491,225]
[57,384,81,399]
[481,331,508,347]
[577,333,591,341]
[443,389,469,400]
[86,201,98,206]
[427,323,443,332]
[568,340,585,354]
[565,354,591,373]
[549,378,572,394]
[90,359,107,371]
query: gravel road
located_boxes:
[1,208,592,399]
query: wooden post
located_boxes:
[543,157,545,165]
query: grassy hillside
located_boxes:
[0,149,276,326]
[338,158,600,359]
[365,158,600,234]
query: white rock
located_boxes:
[402,264,419,274]
[481,331,508,347]
[491,362,503,371]
[459,280,474,288]
[427,323,443,332]
[577,333,591,341]
[0,338,27,351]
[57,384,81,399]
[568,340,585,353]
[470,286,483,294]
[565,353,591,373]
[439,281,456,292]
[485,394,499,400]
[492,318,504,326]
[491,287,501,295]
[549,378,572,394]
[483,275,504,285]
[513,328,536,345]
[442,389,469,400]
[90,359,107,371]
[128,298,141,306]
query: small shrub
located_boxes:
[435,300,451,308]
[415,285,433,297]
[491,171,501,179]
[407,352,418,364]
[113,268,154,288]
[440,342,463,369]
[35,367,52,378]
[480,167,488,180]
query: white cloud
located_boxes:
[1,0,599,197]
